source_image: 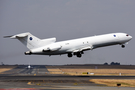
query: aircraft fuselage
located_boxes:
[29,33,132,57]
[5,32,132,58]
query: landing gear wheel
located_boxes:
[77,52,82,58]
[121,45,125,48]
[68,53,72,57]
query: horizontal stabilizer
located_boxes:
[4,32,29,39]
[3,35,13,38]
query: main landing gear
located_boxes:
[67,53,72,57]
[76,52,82,58]
[67,52,83,58]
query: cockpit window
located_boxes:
[126,34,129,36]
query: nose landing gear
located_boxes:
[121,45,125,48]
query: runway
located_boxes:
[1,65,135,80]
[0,75,135,90]
[0,65,135,90]
[0,75,135,80]
[2,65,50,75]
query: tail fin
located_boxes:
[4,32,41,49]
[4,32,56,50]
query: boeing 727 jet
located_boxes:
[4,32,132,58]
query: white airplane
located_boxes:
[4,32,132,58]
[26,65,33,69]
[26,63,33,69]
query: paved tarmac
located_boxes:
[0,80,135,90]
[0,65,135,90]
[2,65,50,75]
[1,75,135,80]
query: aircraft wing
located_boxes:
[72,45,93,53]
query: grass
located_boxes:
[46,66,135,76]
[0,66,16,74]
[89,79,135,87]
[59,69,135,76]
[46,68,63,74]
[61,69,135,73]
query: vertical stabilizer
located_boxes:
[17,32,41,49]
[4,32,41,50]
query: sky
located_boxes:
[0,0,135,65]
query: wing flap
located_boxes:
[73,45,93,53]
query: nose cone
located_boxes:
[129,35,132,40]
